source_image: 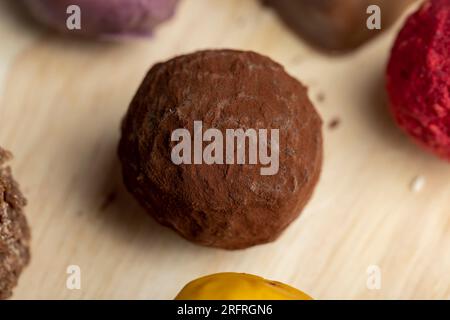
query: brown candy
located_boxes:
[0,148,30,299]
[119,50,323,249]
[264,0,416,52]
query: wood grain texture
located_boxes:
[1,0,449,300]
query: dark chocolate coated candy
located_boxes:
[265,0,415,52]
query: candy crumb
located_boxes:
[410,175,426,193]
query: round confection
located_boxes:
[23,0,179,38]
[0,148,30,299]
[264,0,414,52]
[387,0,450,160]
[119,50,323,249]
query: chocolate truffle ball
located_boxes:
[119,50,323,249]
[0,148,30,299]
[387,0,450,160]
[23,0,179,38]
[264,0,415,52]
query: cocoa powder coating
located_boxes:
[119,50,323,249]
[0,148,30,299]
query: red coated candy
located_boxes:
[387,0,450,160]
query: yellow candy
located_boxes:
[175,272,313,300]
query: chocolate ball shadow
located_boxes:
[97,141,187,251]
[364,69,411,149]
[363,69,441,163]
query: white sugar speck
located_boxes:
[410,176,426,193]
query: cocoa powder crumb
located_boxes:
[316,92,326,103]
[328,118,341,130]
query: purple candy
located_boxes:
[23,0,179,37]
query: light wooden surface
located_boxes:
[1,0,449,300]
